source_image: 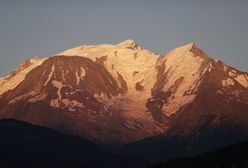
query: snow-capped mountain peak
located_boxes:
[0,40,247,145]
[117,39,141,50]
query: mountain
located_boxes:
[153,139,248,168]
[122,43,248,162]
[0,39,248,160]
[0,40,163,145]
[0,119,147,168]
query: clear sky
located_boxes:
[0,0,247,77]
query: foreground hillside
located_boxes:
[0,119,147,168]
[154,139,248,168]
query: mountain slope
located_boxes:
[0,57,46,95]
[124,121,248,162]
[0,119,147,168]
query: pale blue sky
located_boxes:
[0,0,247,76]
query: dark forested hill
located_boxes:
[0,119,147,168]
[153,139,248,168]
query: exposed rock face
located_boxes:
[0,56,162,144]
[0,40,248,147]
[0,57,46,95]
